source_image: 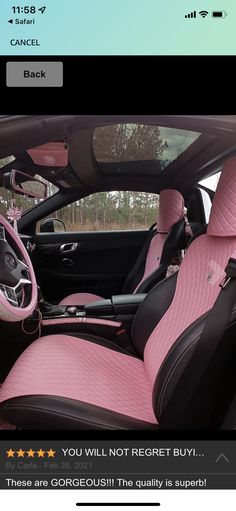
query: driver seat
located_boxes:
[0,158,236,429]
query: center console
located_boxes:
[40,293,146,320]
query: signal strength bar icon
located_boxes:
[185,11,196,18]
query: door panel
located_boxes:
[32,230,149,302]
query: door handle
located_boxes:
[60,242,79,255]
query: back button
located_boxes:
[6,62,63,87]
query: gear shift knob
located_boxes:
[67,306,77,316]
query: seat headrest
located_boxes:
[157,189,185,233]
[208,157,236,237]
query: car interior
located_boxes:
[1,115,236,430]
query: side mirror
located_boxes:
[40,218,66,233]
[3,169,48,199]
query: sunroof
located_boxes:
[93,124,201,169]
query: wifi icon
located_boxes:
[199,10,209,18]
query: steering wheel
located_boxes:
[0,213,37,322]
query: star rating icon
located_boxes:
[6,449,15,458]
[6,448,56,458]
[27,449,35,458]
[47,449,56,458]
[17,449,25,458]
[37,449,45,458]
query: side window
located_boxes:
[199,171,221,192]
[199,171,221,223]
[198,189,212,224]
[50,191,159,232]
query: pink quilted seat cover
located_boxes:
[145,155,236,387]
[134,189,184,291]
[208,157,236,237]
[0,335,157,424]
[42,317,121,327]
[145,233,236,385]
[134,233,166,292]
[1,163,236,424]
[157,189,184,233]
[59,292,103,306]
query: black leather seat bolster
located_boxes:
[223,393,236,429]
[153,312,209,422]
[136,263,168,294]
[153,307,236,426]
[160,218,186,262]
[132,271,178,357]
[122,230,156,294]
[0,396,159,430]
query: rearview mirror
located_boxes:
[3,169,48,199]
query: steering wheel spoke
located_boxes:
[0,276,32,307]
[19,277,32,286]
[17,258,28,270]
[17,257,30,276]
[0,283,18,306]
[0,252,32,307]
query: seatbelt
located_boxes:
[122,228,157,294]
[159,255,236,429]
[149,222,157,231]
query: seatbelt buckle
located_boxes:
[220,257,236,288]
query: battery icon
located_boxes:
[212,11,227,18]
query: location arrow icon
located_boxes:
[8,19,13,24]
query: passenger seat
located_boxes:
[59,189,187,306]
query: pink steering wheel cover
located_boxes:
[0,213,37,322]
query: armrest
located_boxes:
[85,294,146,316]
[111,294,146,315]
[85,299,113,316]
